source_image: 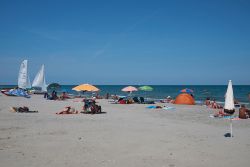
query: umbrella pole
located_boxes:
[230,119,233,138]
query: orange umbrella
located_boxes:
[121,86,138,92]
[72,84,99,92]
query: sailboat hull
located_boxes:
[32,90,47,94]
[1,89,16,96]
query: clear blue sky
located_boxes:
[0,0,249,85]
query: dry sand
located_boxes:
[0,94,250,167]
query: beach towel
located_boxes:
[209,114,236,119]
[231,117,242,121]
[147,106,157,109]
[163,106,175,110]
[56,111,79,115]
[80,111,106,114]
[223,115,236,119]
[146,106,163,109]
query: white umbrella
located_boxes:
[224,80,235,112]
[224,80,235,138]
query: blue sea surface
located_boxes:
[1,85,250,103]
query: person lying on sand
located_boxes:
[56,106,78,114]
[10,106,38,113]
[213,109,233,118]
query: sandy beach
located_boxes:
[0,94,250,167]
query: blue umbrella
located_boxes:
[180,88,194,94]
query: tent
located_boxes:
[174,93,195,105]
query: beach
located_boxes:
[1,94,250,167]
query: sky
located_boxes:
[0,0,249,85]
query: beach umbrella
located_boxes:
[180,88,194,94]
[224,80,235,138]
[122,86,138,96]
[139,85,153,98]
[47,83,61,90]
[224,80,235,112]
[72,84,99,92]
[139,85,153,91]
[122,86,138,92]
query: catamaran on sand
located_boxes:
[1,60,48,96]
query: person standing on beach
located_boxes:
[106,93,110,99]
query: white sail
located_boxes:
[18,60,31,89]
[27,75,31,88]
[32,64,47,92]
[224,80,235,110]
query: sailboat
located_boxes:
[31,64,47,93]
[18,60,31,89]
[1,60,31,96]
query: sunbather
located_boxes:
[56,106,78,114]
[207,99,223,109]
[213,109,233,117]
[239,104,249,119]
[10,106,38,113]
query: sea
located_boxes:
[1,85,250,105]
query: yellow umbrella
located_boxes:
[72,84,99,92]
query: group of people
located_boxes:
[44,91,70,100]
[82,98,102,114]
[161,96,175,103]
[56,98,102,115]
[205,98,223,109]
[115,96,148,104]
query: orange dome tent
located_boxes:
[174,93,195,105]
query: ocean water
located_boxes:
[1,85,249,103]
